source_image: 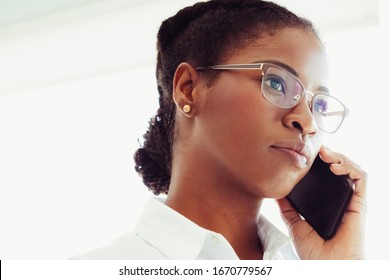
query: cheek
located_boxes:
[196,78,279,182]
[307,132,324,163]
[201,81,272,148]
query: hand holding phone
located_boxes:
[286,155,353,240]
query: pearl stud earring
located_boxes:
[183,104,191,113]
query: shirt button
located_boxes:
[211,235,220,244]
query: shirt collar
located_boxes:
[257,214,296,259]
[135,197,209,259]
[136,196,296,260]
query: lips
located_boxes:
[270,141,311,169]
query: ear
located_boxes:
[172,62,199,117]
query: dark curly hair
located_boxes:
[134,0,318,195]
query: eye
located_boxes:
[313,98,328,113]
[264,75,287,95]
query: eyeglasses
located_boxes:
[196,63,349,133]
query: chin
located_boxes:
[269,173,303,199]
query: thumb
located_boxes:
[276,197,315,240]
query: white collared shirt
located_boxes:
[71,197,298,260]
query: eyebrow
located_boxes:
[317,85,330,94]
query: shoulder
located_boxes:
[69,232,168,260]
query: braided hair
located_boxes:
[134,0,318,195]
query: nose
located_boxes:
[282,97,318,136]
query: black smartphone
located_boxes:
[286,155,353,240]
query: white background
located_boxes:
[0,0,388,259]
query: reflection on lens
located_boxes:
[313,98,328,113]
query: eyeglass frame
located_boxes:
[196,62,349,133]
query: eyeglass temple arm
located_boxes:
[319,110,348,117]
[196,64,263,71]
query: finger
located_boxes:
[320,146,367,185]
[319,146,347,165]
[319,146,368,213]
[277,197,301,226]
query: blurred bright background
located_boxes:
[0,0,388,259]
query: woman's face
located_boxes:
[194,28,329,198]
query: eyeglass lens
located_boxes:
[311,94,345,133]
[262,66,345,133]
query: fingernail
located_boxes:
[321,146,331,152]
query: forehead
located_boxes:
[226,28,329,89]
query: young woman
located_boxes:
[73,0,367,260]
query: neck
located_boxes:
[165,148,265,259]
